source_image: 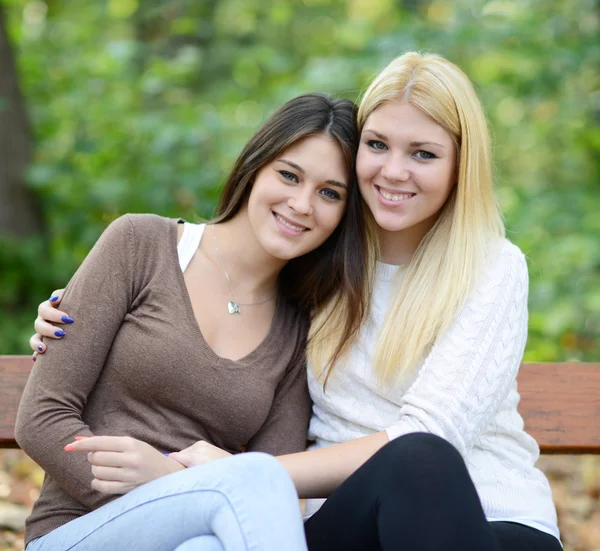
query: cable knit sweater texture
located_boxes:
[306,238,560,541]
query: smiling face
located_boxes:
[357,100,457,261]
[246,133,349,261]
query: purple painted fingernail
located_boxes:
[61,316,74,323]
[50,295,59,302]
[32,354,36,362]
[38,344,43,351]
[55,330,66,337]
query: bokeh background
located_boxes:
[0,0,598,549]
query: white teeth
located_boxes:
[379,189,414,202]
[274,213,306,232]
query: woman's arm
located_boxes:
[16,215,144,509]
[278,432,389,498]
[169,429,388,499]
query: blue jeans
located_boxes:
[27,452,307,551]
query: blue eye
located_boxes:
[414,150,436,160]
[367,140,388,151]
[279,170,299,183]
[320,188,342,200]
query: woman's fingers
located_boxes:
[64,435,135,453]
[34,316,67,340]
[30,290,72,355]
[86,450,128,468]
[38,297,73,325]
[90,464,125,482]
[90,478,129,494]
[48,289,65,306]
[31,291,73,348]
[29,333,45,356]
[167,451,197,468]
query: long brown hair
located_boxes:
[214,93,370,351]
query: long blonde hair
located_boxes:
[308,51,505,385]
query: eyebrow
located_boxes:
[278,159,348,189]
[363,129,446,149]
[411,141,446,149]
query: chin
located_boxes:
[372,213,410,233]
[262,242,302,261]
[273,251,299,261]
[264,231,321,261]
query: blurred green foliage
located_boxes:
[1,0,598,359]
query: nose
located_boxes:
[381,153,410,182]
[287,187,314,216]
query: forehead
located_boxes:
[276,134,348,175]
[364,100,452,143]
[281,134,343,157]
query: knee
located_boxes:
[386,432,461,460]
[235,451,283,473]
[371,433,467,481]
[229,452,294,493]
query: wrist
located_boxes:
[165,456,186,474]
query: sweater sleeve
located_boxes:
[15,214,136,510]
[385,241,529,457]
[245,349,312,456]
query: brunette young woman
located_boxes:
[16,93,366,551]
[31,53,562,551]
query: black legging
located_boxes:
[304,433,562,551]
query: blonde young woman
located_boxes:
[31,53,561,550]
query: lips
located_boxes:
[375,185,416,203]
[272,212,309,232]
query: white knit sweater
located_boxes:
[305,238,560,541]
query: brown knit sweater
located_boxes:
[15,214,311,545]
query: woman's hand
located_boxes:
[64,436,185,494]
[169,440,232,468]
[30,289,72,359]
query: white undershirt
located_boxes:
[176,222,206,273]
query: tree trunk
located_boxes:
[0,3,43,236]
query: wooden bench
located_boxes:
[1,356,599,453]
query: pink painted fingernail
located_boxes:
[74,436,89,441]
[64,443,75,451]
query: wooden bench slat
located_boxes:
[1,357,599,453]
[0,356,31,448]
[517,362,600,454]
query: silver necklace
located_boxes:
[211,224,277,315]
